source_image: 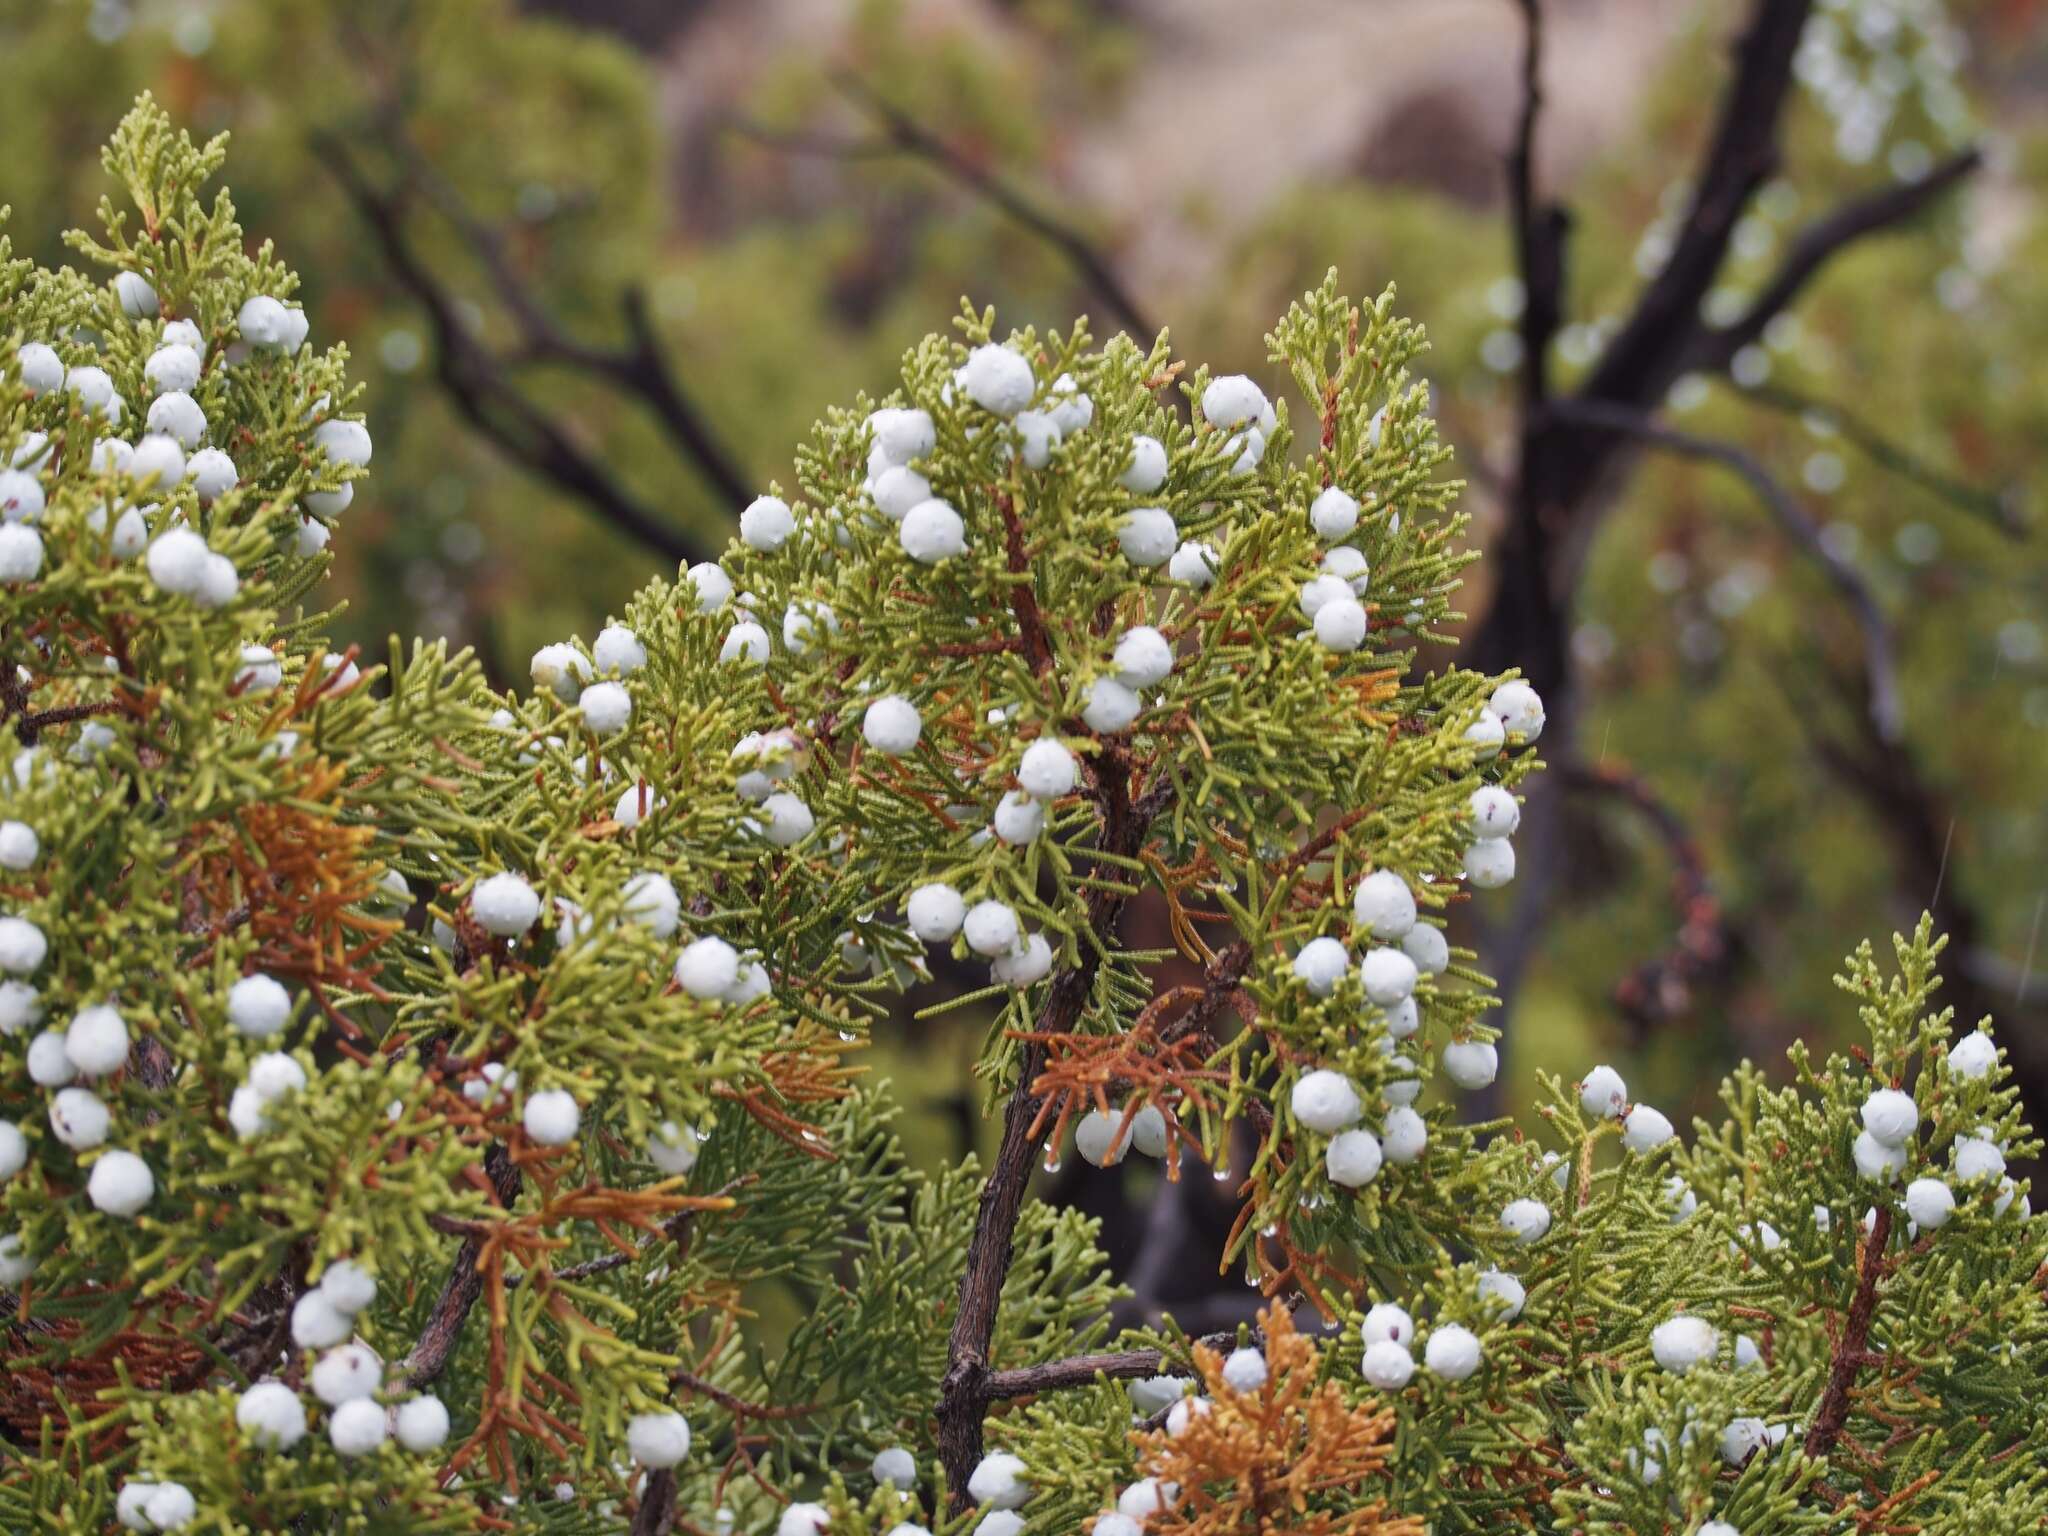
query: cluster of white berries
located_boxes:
[113,1478,196,1531]
[1575,1064,1676,1153]
[1358,1286,1512,1392]
[1460,680,1542,890]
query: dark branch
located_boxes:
[826,74,1155,342]
[1546,397,1904,745]
[1558,761,1735,1029]
[1804,1204,1892,1459]
[1695,148,1982,374]
[319,130,729,566]
[983,1328,1256,1401]
[402,1144,520,1389]
[1508,0,1568,412]
[1729,380,2021,537]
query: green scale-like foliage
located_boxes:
[2,101,2042,1536]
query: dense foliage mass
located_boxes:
[1,104,2041,1536]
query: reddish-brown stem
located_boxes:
[1804,1204,1893,1461]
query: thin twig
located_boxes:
[1546,396,1904,745]
[1805,1205,1893,1460]
[982,1328,1257,1400]
[402,1144,521,1389]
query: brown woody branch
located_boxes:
[402,1143,521,1389]
[319,130,731,566]
[982,1328,1258,1401]
[1508,0,1568,414]
[1804,1204,1892,1460]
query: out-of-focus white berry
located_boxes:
[471,872,540,936]
[318,1259,376,1316]
[16,343,63,394]
[523,1089,580,1146]
[1013,409,1061,469]
[675,936,741,998]
[0,1120,23,1178]
[0,1232,33,1285]
[1360,1340,1415,1390]
[248,1052,306,1104]
[295,517,331,557]
[1489,681,1544,740]
[959,346,1035,417]
[145,527,211,596]
[307,482,356,518]
[1321,545,1369,594]
[0,469,46,524]
[648,1121,701,1176]
[1326,1128,1383,1187]
[0,917,47,976]
[592,625,647,674]
[291,1290,354,1351]
[1082,677,1142,734]
[1292,1069,1362,1133]
[615,783,662,828]
[233,645,282,697]
[187,448,237,504]
[1947,1032,1998,1080]
[0,526,42,583]
[65,1003,129,1077]
[627,1411,692,1468]
[1444,1040,1499,1090]
[864,695,922,756]
[1860,1088,1918,1147]
[1463,839,1516,889]
[900,498,967,562]
[238,296,291,347]
[1500,1197,1550,1245]
[992,933,1054,987]
[740,495,795,552]
[1477,1268,1526,1319]
[87,1149,155,1217]
[623,873,681,938]
[963,900,1021,958]
[1298,573,1352,620]
[778,1505,831,1536]
[227,973,293,1039]
[131,434,188,493]
[1168,539,1218,586]
[868,407,936,465]
[1310,486,1360,541]
[66,365,117,416]
[1120,434,1168,493]
[1117,1477,1174,1522]
[394,1394,451,1452]
[329,1397,388,1457]
[48,1087,109,1150]
[26,1029,73,1086]
[1314,596,1368,652]
[758,791,814,846]
[1292,937,1350,997]
[1219,1346,1267,1394]
[1117,506,1177,567]
[719,622,771,665]
[1046,373,1092,434]
[1382,1105,1427,1162]
[1953,1134,2006,1185]
[580,681,633,735]
[1650,1315,1717,1373]
[237,1380,308,1449]
[1579,1065,1628,1119]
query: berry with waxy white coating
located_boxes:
[873,1445,917,1488]
[1310,485,1360,540]
[1074,1108,1130,1168]
[963,900,1021,957]
[319,1259,377,1316]
[1322,545,1369,593]
[1953,1134,2005,1184]
[900,498,967,562]
[1947,1031,1997,1079]
[1221,1346,1268,1393]
[1120,434,1168,492]
[471,872,540,936]
[624,872,681,938]
[627,1411,692,1467]
[329,1396,388,1457]
[310,1342,381,1405]
[580,681,633,734]
[523,1088,580,1146]
[1083,677,1142,733]
[1650,1314,1718,1373]
[16,342,63,394]
[1903,1177,1954,1230]
[1359,947,1419,1006]
[113,271,158,318]
[228,974,292,1038]
[720,621,771,664]
[0,525,41,583]
[395,1394,451,1452]
[868,407,936,465]
[1579,1065,1628,1119]
[65,1004,129,1077]
[967,1449,1029,1509]
[1401,923,1449,975]
[1501,1197,1551,1244]
[740,495,795,551]
[906,883,966,942]
[1861,1088,1918,1147]
[592,625,647,674]
[0,1120,23,1179]
[1292,936,1350,996]
[1853,1130,1908,1182]
[675,936,741,1001]
[1425,1324,1482,1381]
[1463,710,1506,757]
[1116,506,1177,566]
[1443,1039,1499,1090]
[863,695,922,756]
[777,1505,831,1536]
[49,1088,110,1150]
[959,345,1036,417]
[1113,626,1173,689]
[1361,1339,1415,1390]
[648,1121,701,1175]
[1291,1069,1362,1133]
[26,1030,73,1086]
[1298,573,1352,620]
[1168,539,1218,585]
[0,470,44,524]
[1362,1302,1413,1348]
[991,932,1054,987]
[1623,1104,1676,1153]
[0,919,43,976]
[1477,1268,1526,1319]
[1381,1105,1428,1162]
[146,527,212,595]
[313,418,373,468]
[871,464,932,520]
[144,343,201,396]
[1351,871,1416,939]
[1201,374,1267,429]
[1018,739,1077,800]
[1463,838,1516,889]
[237,1380,308,1449]
[1468,785,1520,839]
[87,1149,155,1217]
[1326,1128,1383,1187]
[146,391,206,449]
[1118,1478,1175,1521]
[1314,596,1368,652]
[757,791,814,845]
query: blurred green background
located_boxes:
[4,0,2044,1207]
